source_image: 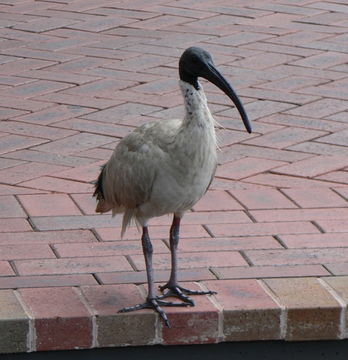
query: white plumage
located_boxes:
[94,47,251,327]
[97,81,217,235]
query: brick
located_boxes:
[0,80,73,98]
[5,149,96,167]
[83,67,160,83]
[215,129,253,148]
[18,194,82,216]
[0,58,56,76]
[192,190,243,211]
[55,160,104,183]
[0,158,25,172]
[308,2,348,13]
[0,184,43,196]
[289,141,348,156]
[245,173,344,188]
[226,143,311,162]
[0,107,28,119]
[0,75,34,86]
[285,98,348,118]
[55,118,134,139]
[245,248,348,266]
[229,188,297,209]
[251,208,348,222]
[326,263,348,276]
[107,54,175,72]
[266,31,335,46]
[264,278,341,340]
[0,261,15,276]
[0,195,26,217]
[0,230,96,244]
[132,78,180,95]
[298,84,348,101]
[241,12,302,26]
[291,52,348,68]
[178,236,282,252]
[19,287,92,351]
[233,53,299,70]
[216,157,286,180]
[316,220,348,233]
[0,120,76,141]
[207,221,319,238]
[0,274,97,289]
[317,171,348,184]
[323,277,348,337]
[281,188,347,208]
[96,268,216,285]
[205,279,281,341]
[95,224,209,241]
[160,282,219,345]
[54,240,168,257]
[256,76,329,91]
[15,255,133,275]
[316,129,348,147]
[0,218,31,232]
[208,32,274,46]
[13,17,80,32]
[81,284,156,347]
[271,64,346,81]
[32,133,114,155]
[171,211,251,225]
[35,92,122,109]
[279,233,348,249]
[68,17,133,31]
[0,290,29,353]
[20,176,93,193]
[74,147,113,160]
[71,193,97,215]
[0,162,69,185]
[20,69,101,85]
[130,251,247,271]
[242,41,321,57]
[0,134,47,155]
[0,243,55,260]
[335,187,348,200]
[219,99,294,120]
[13,104,95,125]
[244,128,327,149]
[43,57,113,73]
[83,102,162,123]
[296,11,348,25]
[62,78,135,97]
[260,113,346,132]
[213,264,329,279]
[237,86,319,105]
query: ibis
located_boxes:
[93,46,252,327]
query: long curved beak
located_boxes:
[203,63,252,133]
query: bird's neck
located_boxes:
[179,80,214,127]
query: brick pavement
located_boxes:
[0,0,348,353]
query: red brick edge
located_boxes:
[1,277,347,353]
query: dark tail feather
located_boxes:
[93,164,106,200]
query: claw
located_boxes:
[118,297,191,328]
[159,284,216,305]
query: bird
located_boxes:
[93,46,252,327]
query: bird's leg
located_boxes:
[118,226,190,328]
[159,215,216,304]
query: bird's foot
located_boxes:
[159,283,217,305]
[118,297,191,328]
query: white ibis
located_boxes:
[93,47,252,327]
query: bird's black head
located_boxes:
[179,46,252,133]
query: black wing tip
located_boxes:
[93,164,106,199]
